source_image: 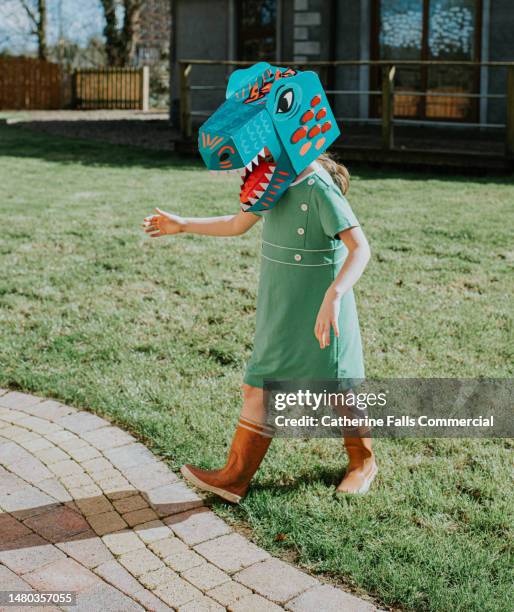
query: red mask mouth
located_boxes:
[240,147,276,207]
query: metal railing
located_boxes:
[178,59,514,159]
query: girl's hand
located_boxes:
[314,288,341,349]
[143,208,185,237]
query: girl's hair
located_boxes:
[316,152,350,195]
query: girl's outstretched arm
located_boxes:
[315,226,371,349]
[143,208,260,238]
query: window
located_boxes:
[238,0,277,62]
[371,0,482,120]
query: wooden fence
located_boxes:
[72,67,149,111]
[0,59,149,111]
[178,59,514,162]
[0,57,61,110]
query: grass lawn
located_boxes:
[0,124,512,611]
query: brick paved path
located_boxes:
[0,390,377,612]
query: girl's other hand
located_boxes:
[142,208,185,237]
[314,289,341,349]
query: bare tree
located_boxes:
[20,0,47,60]
[100,0,142,67]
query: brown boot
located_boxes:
[180,417,273,503]
[336,437,378,495]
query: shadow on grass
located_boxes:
[0,123,200,172]
[2,122,514,186]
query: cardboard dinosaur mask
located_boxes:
[198,62,340,212]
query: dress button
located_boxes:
[294,254,302,262]
[297,227,305,235]
[300,203,308,211]
[307,178,315,186]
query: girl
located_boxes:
[143,152,376,501]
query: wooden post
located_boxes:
[382,64,395,150]
[72,69,79,109]
[179,63,192,140]
[506,66,514,157]
[140,65,150,112]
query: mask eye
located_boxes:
[277,89,294,113]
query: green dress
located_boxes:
[244,164,365,388]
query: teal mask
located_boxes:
[198,62,340,213]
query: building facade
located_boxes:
[170,0,514,128]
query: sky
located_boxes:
[0,0,106,54]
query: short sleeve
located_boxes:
[315,184,360,239]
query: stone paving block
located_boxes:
[17,416,62,436]
[94,559,144,597]
[67,582,144,612]
[0,562,33,590]
[89,467,124,483]
[24,505,90,543]
[154,575,204,608]
[102,481,136,501]
[75,494,114,516]
[23,557,101,592]
[81,456,113,474]
[48,459,84,478]
[68,484,103,499]
[178,596,225,611]
[286,584,377,612]
[19,437,54,452]
[0,440,32,465]
[37,477,73,502]
[234,558,319,604]
[87,510,127,536]
[125,462,179,491]
[0,391,41,410]
[56,530,114,569]
[123,507,159,527]
[0,407,29,423]
[102,529,146,555]
[33,446,69,465]
[0,485,57,519]
[166,507,231,546]
[59,471,96,489]
[133,589,174,612]
[206,580,252,607]
[0,513,32,543]
[0,469,25,494]
[113,493,148,515]
[57,412,109,434]
[148,481,202,517]
[0,533,66,574]
[37,477,73,503]
[82,426,134,451]
[50,432,87,450]
[1,425,39,444]
[118,548,164,577]
[30,399,76,421]
[9,456,53,483]
[139,566,177,590]
[67,444,101,462]
[149,535,189,559]
[194,533,270,574]
[134,519,172,544]
[230,593,284,612]
[182,562,230,591]
[104,443,157,471]
[163,548,205,573]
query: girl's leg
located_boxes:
[181,384,273,503]
[336,436,378,494]
[332,392,378,495]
